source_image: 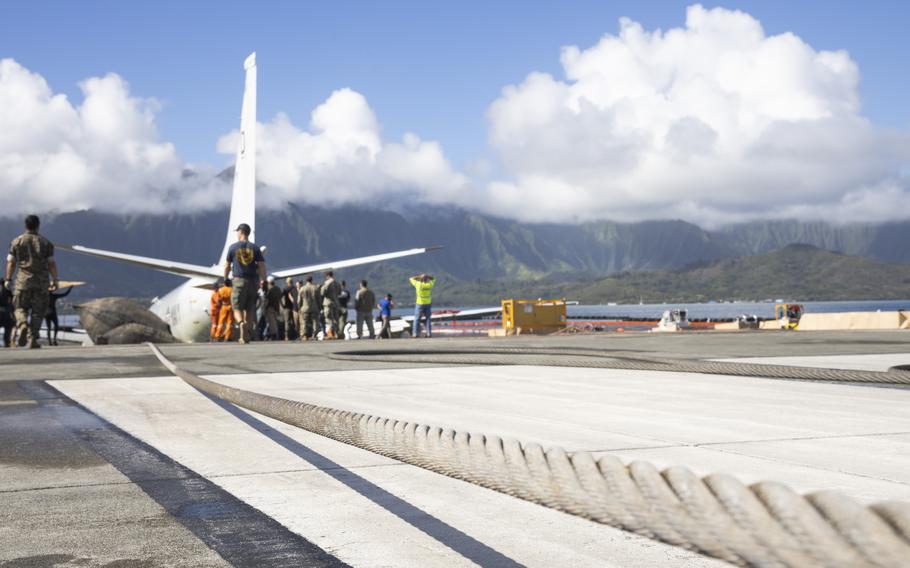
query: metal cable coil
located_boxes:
[147,343,910,567]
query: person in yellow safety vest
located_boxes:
[209,285,221,341]
[409,273,435,338]
[216,279,235,341]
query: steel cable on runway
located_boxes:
[147,343,910,567]
[327,346,910,385]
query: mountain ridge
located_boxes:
[2,206,910,302]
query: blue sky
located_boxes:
[2,1,909,224]
[4,0,907,167]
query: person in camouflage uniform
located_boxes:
[321,270,342,339]
[5,215,59,348]
[354,280,376,339]
[298,275,321,340]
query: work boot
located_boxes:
[28,337,41,349]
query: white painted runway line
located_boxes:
[51,364,910,567]
[715,352,910,372]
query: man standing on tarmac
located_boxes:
[354,280,376,339]
[299,275,321,340]
[6,215,59,349]
[0,279,14,347]
[294,280,303,338]
[216,279,234,341]
[378,293,394,339]
[223,223,266,344]
[264,275,282,340]
[337,280,350,339]
[209,282,221,342]
[321,270,342,339]
[281,277,297,340]
[409,273,435,338]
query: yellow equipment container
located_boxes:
[501,299,568,334]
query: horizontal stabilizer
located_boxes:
[401,306,502,323]
[57,244,221,280]
[270,245,442,279]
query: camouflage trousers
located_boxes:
[14,287,49,344]
[323,305,341,338]
[281,308,295,339]
[300,310,319,339]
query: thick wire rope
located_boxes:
[147,343,910,567]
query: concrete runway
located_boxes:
[2,331,910,567]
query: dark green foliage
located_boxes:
[3,207,910,304]
[446,245,910,305]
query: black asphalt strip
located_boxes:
[20,381,349,568]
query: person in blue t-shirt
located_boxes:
[223,223,266,344]
[377,293,394,339]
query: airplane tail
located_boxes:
[57,53,440,293]
[219,52,257,264]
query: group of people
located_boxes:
[216,223,437,343]
[209,272,402,342]
[209,271,394,343]
[3,215,62,349]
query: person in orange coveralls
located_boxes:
[209,283,221,341]
[216,279,235,341]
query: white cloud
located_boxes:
[483,4,910,225]
[0,58,226,216]
[0,58,468,219]
[216,88,471,210]
[5,4,910,229]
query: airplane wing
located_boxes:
[270,245,442,279]
[57,244,221,280]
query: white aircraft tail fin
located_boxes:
[219,51,257,264]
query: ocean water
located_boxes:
[567,300,910,320]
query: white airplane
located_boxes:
[59,53,439,343]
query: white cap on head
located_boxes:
[266,275,275,282]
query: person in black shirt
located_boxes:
[223,223,266,344]
[0,279,13,347]
[280,277,298,340]
[337,280,350,339]
[264,276,282,340]
[44,285,73,346]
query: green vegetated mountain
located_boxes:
[716,220,910,262]
[568,244,910,304]
[2,205,910,304]
[379,245,910,306]
[0,205,733,300]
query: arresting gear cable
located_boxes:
[148,343,910,567]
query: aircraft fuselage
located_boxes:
[150,280,214,343]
